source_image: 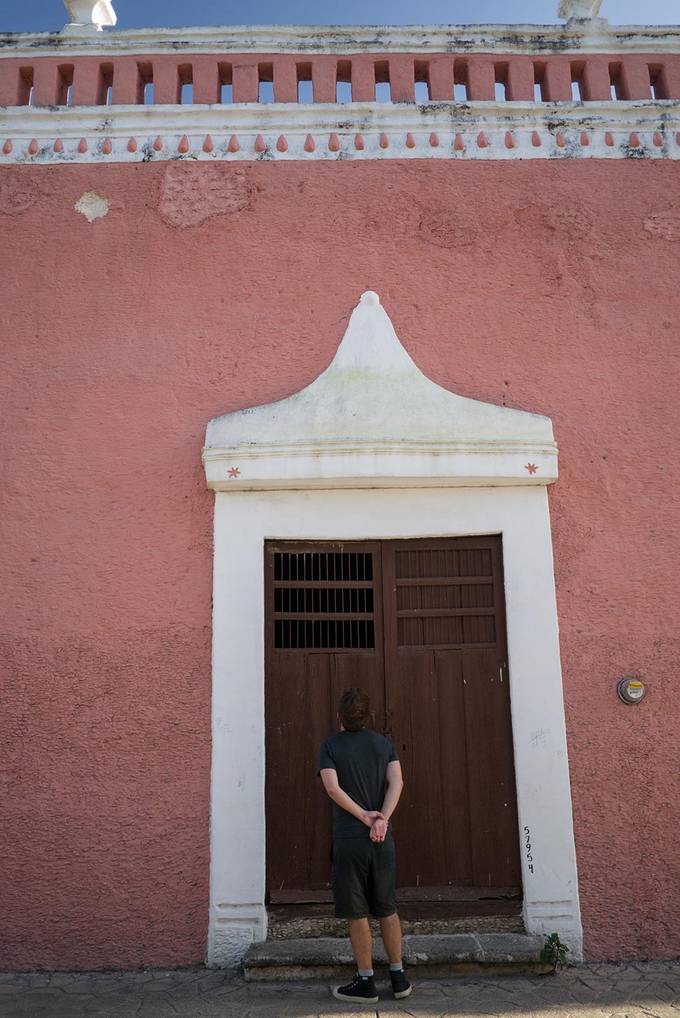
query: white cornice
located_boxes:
[2,99,678,164]
[202,441,559,491]
[2,22,680,58]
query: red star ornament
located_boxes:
[525,462,538,474]
[228,467,241,478]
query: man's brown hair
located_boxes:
[338,687,370,732]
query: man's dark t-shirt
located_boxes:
[318,729,399,839]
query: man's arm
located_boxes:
[370,760,404,842]
[380,760,404,821]
[319,768,383,828]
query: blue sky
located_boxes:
[2,1,678,33]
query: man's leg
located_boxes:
[332,918,378,1003]
[379,912,402,964]
[348,917,373,972]
[380,912,412,998]
[330,842,379,1003]
[371,839,412,999]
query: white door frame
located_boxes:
[206,485,583,966]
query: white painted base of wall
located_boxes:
[207,903,267,968]
[206,485,583,967]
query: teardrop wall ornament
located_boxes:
[1,110,676,165]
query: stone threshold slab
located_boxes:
[243,932,553,981]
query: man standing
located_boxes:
[318,686,412,1004]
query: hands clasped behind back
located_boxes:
[370,815,388,842]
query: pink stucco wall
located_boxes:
[1,158,679,969]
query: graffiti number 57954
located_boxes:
[523,825,534,874]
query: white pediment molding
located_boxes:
[202,291,558,491]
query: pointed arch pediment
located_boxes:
[203,291,557,491]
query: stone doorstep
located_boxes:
[243,933,552,982]
[267,908,524,940]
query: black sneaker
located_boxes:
[331,972,379,1004]
[390,966,412,999]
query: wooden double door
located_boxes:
[265,537,522,909]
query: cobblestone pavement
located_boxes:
[0,961,679,1018]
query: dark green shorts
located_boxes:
[332,835,397,919]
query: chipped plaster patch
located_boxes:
[643,209,680,241]
[0,170,38,216]
[159,162,251,229]
[75,190,109,222]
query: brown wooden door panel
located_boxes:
[394,648,476,886]
[383,648,472,888]
[265,542,384,902]
[265,650,330,894]
[460,646,520,888]
[381,536,521,896]
[432,651,475,884]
